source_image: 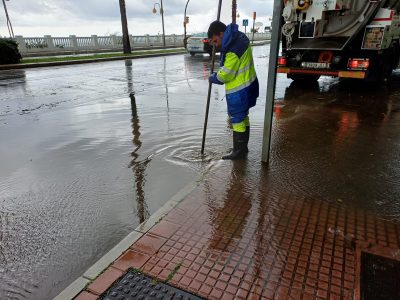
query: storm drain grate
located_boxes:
[361,252,400,300]
[101,269,203,300]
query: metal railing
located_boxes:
[13,33,270,56]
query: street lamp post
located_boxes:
[152,0,166,47]
[184,0,190,48]
[2,0,14,38]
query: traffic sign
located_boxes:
[243,19,249,26]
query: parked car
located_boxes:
[186,33,213,56]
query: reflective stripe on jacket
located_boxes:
[216,24,259,124]
[217,46,257,94]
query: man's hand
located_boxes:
[209,73,224,85]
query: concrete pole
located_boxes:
[261,0,283,164]
[119,0,132,54]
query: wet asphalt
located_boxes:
[1,44,400,299]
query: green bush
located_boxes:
[0,38,22,64]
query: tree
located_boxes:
[119,0,131,54]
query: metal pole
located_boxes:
[2,0,14,38]
[261,0,283,163]
[160,0,166,47]
[251,12,256,45]
[184,0,190,48]
[119,0,131,54]
[232,0,237,24]
[201,0,223,155]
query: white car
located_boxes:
[186,33,213,56]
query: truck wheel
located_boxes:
[190,52,195,57]
[288,74,321,82]
[378,45,396,82]
[393,42,400,70]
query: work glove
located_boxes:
[209,73,224,85]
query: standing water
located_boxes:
[1,45,400,298]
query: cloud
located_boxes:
[0,0,273,37]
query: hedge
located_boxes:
[0,38,22,64]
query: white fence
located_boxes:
[13,33,271,56]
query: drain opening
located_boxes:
[101,269,203,300]
[361,251,400,300]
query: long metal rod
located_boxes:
[232,0,237,24]
[251,14,256,44]
[261,0,283,163]
[201,0,223,155]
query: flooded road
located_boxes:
[1,45,400,299]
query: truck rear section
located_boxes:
[278,0,400,81]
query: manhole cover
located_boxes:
[361,252,400,300]
[101,269,203,300]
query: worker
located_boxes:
[208,20,259,160]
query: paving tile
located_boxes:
[188,279,202,291]
[69,161,400,300]
[112,250,150,271]
[235,289,248,299]
[131,233,167,255]
[149,220,180,239]
[74,291,99,300]
[179,276,192,288]
[87,267,124,295]
[199,284,213,296]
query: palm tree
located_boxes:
[119,0,131,54]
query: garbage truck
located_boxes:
[278,0,400,81]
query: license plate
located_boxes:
[302,62,330,69]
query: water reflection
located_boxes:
[0,69,26,88]
[208,160,252,253]
[126,61,150,223]
[163,58,169,110]
[183,55,213,82]
[271,76,400,217]
[251,166,288,284]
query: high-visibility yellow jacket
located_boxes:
[216,24,259,123]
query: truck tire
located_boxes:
[393,42,400,70]
[190,52,196,57]
[377,44,396,82]
[287,74,321,82]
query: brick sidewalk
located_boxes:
[75,160,400,300]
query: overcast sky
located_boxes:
[0,0,273,37]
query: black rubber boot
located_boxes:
[244,126,250,153]
[222,131,248,160]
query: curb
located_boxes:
[0,50,187,71]
[54,177,202,300]
[22,46,184,58]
